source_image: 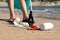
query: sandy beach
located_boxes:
[0,12,60,40]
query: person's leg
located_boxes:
[20,0,29,20]
[8,0,15,20]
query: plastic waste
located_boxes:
[40,22,54,30]
[20,22,29,27]
[13,21,23,28]
[14,17,20,23]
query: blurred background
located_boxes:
[0,0,60,20]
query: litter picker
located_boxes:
[29,0,35,26]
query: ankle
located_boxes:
[23,16,29,20]
[10,17,15,20]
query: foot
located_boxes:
[22,18,29,22]
[7,18,15,24]
[22,18,35,26]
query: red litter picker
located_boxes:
[29,0,38,30]
[29,0,35,25]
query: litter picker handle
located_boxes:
[30,0,32,11]
[29,0,35,26]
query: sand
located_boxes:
[0,12,60,40]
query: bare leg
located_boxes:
[8,0,15,20]
[20,0,29,20]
